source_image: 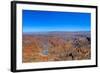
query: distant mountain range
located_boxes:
[23,31,90,38]
[23,31,90,35]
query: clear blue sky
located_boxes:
[22,10,91,32]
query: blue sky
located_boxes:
[22,10,91,32]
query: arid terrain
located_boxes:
[22,31,91,63]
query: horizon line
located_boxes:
[23,30,90,33]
